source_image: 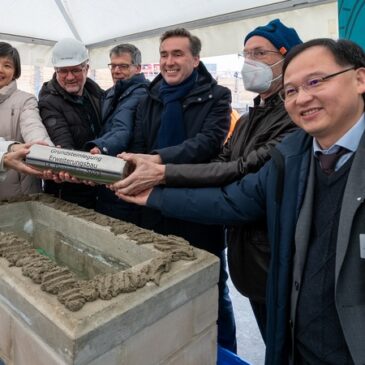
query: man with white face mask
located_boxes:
[241,19,301,96]
[111,19,302,343]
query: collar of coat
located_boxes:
[254,92,282,108]
[0,80,17,104]
[105,73,149,100]
[40,73,103,104]
[148,62,216,99]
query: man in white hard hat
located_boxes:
[38,38,103,208]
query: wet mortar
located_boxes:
[0,194,196,312]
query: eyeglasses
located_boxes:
[56,66,85,77]
[108,63,134,70]
[280,67,355,102]
[238,49,281,60]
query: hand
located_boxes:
[90,147,101,154]
[10,140,49,153]
[117,152,162,165]
[4,144,43,177]
[114,188,152,206]
[110,153,165,195]
[56,171,96,186]
[42,169,62,182]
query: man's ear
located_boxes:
[356,67,365,94]
[193,56,200,68]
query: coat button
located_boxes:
[209,94,213,98]
[294,281,300,291]
[197,97,202,101]
[289,319,293,328]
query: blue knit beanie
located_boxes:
[244,19,302,56]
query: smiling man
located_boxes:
[38,38,103,208]
[114,38,365,364]
[127,28,235,352]
[84,44,149,222]
[86,44,149,156]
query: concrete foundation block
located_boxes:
[0,196,220,364]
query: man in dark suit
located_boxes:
[114,38,365,364]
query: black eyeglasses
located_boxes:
[55,66,86,77]
[280,67,355,102]
[108,63,134,70]
[238,49,281,60]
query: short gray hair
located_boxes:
[109,44,142,65]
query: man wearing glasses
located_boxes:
[39,38,103,209]
[84,44,149,221]
[115,38,365,364]
[112,19,301,342]
[86,44,149,156]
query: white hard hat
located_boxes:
[52,38,89,67]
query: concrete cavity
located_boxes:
[0,194,196,311]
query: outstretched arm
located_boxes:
[112,160,271,226]
[110,152,165,195]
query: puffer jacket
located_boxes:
[38,74,103,208]
[0,80,53,199]
[38,74,103,149]
[85,73,149,156]
[165,93,297,301]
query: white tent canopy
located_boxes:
[0,0,338,67]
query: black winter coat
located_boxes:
[130,62,231,163]
[38,74,103,208]
[165,93,297,301]
[129,62,231,254]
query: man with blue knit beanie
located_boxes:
[113,19,302,347]
[244,18,302,57]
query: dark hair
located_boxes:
[160,28,201,57]
[282,38,365,104]
[109,43,142,65]
[283,38,365,75]
[0,42,21,79]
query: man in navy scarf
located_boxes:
[126,28,235,352]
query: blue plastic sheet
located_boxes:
[217,345,251,365]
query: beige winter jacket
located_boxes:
[0,80,53,199]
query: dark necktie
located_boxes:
[317,147,349,175]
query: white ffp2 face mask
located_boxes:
[241,58,283,94]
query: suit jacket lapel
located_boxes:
[336,132,365,281]
[294,154,316,276]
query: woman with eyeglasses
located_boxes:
[0,42,53,199]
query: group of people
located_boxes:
[1,16,364,365]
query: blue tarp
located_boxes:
[217,346,251,365]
